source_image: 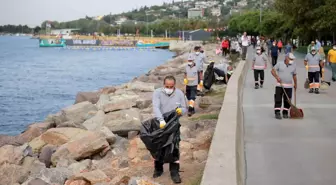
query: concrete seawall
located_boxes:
[201,59,248,185]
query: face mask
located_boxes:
[273,44,276,46]
[164,88,174,95]
[195,52,200,55]
[188,62,193,66]
[289,60,294,65]
[333,46,336,50]
[312,51,316,55]
[257,50,261,54]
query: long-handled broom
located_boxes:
[304,66,310,89]
[281,85,304,119]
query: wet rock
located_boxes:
[193,150,208,163]
[83,110,105,131]
[62,101,98,124]
[39,144,57,168]
[40,127,89,146]
[104,108,142,136]
[0,163,30,184]
[0,145,24,165]
[75,91,100,104]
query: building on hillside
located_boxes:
[223,0,233,6]
[174,29,211,41]
[50,29,79,36]
[188,8,204,19]
[170,5,180,11]
[211,7,221,17]
[237,0,248,7]
[195,1,208,9]
[208,1,219,7]
[115,17,128,25]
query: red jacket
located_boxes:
[222,40,229,48]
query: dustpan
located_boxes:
[281,85,304,119]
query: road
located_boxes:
[243,47,336,185]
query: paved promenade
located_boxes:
[243,48,336,185]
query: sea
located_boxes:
[0,36,174,135]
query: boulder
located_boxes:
[96,94,110,110]
[74,91,100,104]
[45,112,67,126]
[98,126,116,145]
[193,150,208,163]
[56,158,77,168]
[111,136,129,156]
[29,167,72,185]
[65,179,90,185]
[126,81,159,92]
[103,99,136,113]
[52,133,109,165]
[99,86,117,95]
[198,96,212,109]
[26,178,50,185]
[104,108,142,135]
[40,127,89,146]
[0,163,30,184]
[62,101,98,124]
[180,141,193,150]
[28,136,47,154]
[0,145,24,165]
[70,169,109,184]
[83,110,105,131]
[127,131,139,140]
[39,144,57,168]
[135,92,153,109]
[68,159,92,174]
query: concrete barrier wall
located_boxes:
[201,59,248,185]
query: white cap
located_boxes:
[311,46,316,51]
[288,53,296,59]
[187,54,195,61]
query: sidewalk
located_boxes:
[243,48,336,185]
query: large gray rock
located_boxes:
[82,110,105,131]
[45,112,67,126]
[135,92,153,109]
[0,145,24,165]
[40,127,89,146]
[98,126,117,145]
[126,81,159,92]
[69,169,109,184]
[74,91,100,104]
[27,178,50,185]
[28,167,72,185]
[0,163,30,184]
[104,108,142,135]
[68,159,92,174]
[62,101,98,124]
[39,144,57,168]
[96,94,110,110]
[51,132,109,165]
[103,99,136,113]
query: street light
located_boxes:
[146,12,149,37]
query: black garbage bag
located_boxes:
[140,110,180,163]
[203,62,216,90]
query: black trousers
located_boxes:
[222,47,229,56]
[254,69,264,85]
[271,56,278,66]
[186,85,197,101]
[242,46,248,60]
[308,71,320,89]
[274,86,292,115]
[279,47,282,53]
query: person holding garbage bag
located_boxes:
[140,76,186,184]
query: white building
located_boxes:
[115,17,128,25]
[50,29,79,36]
[188,8,204,19]
[211,7,221,17]
[195,1,208,9]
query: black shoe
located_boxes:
[309,89,314,93]
[255,84,259,89]
[283,114,289,119]
[153,161,163,178]
[332,78,336,82]
[188,106,193,117]
[170,163,181,184]
[260,84,263,88]
[275,112,282,120]
[315,88,320,94]
[191,107,196,115]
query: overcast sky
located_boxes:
[0,0,181,27]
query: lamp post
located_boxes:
[259,0,262,35]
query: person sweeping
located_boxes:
[304,46,323,94]
[184,54,198,116]
[252,46,268,89]
[271,53,297,119]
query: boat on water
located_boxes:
[39,39,66,47]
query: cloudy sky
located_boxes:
[0,0,181,27]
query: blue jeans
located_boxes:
[330,63,336,80]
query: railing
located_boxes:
[38,35,179,42]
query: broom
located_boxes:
[281,85,304,119]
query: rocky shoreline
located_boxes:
[0,43,232,185]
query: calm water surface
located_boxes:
[0,36,173,135]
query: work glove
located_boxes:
[305,65,308,70]
[159,120,166,129]
[176,108,182,116]
[199,80,203,86]
[184,78,188,85]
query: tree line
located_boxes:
[228,0,336,44]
